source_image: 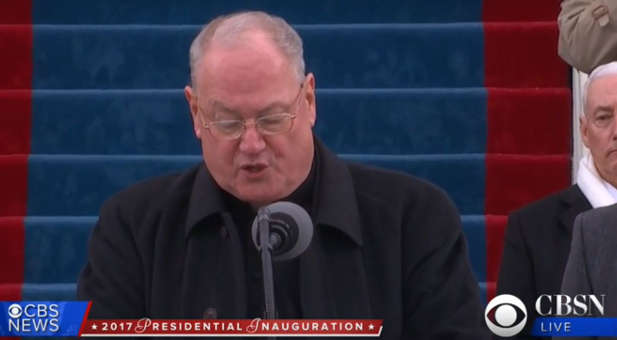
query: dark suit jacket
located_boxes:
[497,185,592,339]
[77,139,489,339]
[559,204,617,340]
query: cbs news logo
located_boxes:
[6,303,60,333]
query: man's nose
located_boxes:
[238,124,266,154]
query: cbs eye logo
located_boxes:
[7,304,22,318]
[485,294,527,337]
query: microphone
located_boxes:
[250,201,313,322]
[251,201,313,261]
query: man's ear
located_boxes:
[184,85,202,139]
[304,73,316,127]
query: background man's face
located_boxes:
[582,74,617,186]
[185,31,316,207]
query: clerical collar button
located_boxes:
[203,307,217,319]
[219,226,228,239]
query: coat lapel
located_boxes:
[559,185,593,235]
[298,228,336,317]
[181,167,248,318]
[299,140,372,318]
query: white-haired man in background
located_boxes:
[497,61,617,339]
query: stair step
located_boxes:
[0,153,571,217]
[22,216,95,284]
[29,88,485,155]
[29,0,484,24]
[22,283,76,300]
[2,0,560,25]
[26,24,486,89]
[17,154,486,215]
[0,88,571,155]
[1,23,567,89]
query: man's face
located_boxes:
[582,74,617,186]
[184,32,316,208]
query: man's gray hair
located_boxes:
[188,11,305,88]
[583,61,617,116]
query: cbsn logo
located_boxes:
[535,294,605,316]
[485,294,606,337]
[7,303,60,332]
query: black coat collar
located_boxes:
[183,137,363,246]
[559,184,592,234]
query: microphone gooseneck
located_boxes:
[252,201,314,261]
[250,201,314,326]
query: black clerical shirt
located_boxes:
[221,152,318,318]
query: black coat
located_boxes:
[497,185,592,339]
[77,140,489,339]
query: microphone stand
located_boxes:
[256,210,277,340]
[252,202,312,340]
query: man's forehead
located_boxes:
[204,30,286,66]
[589,75,617,95]
[587,75,617,108]
[196,49,296,104]
[199,44,290,89]
[203,94,294,117]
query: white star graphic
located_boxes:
[369,324,374,330]
[92,324,98,330]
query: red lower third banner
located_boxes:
[80,319,384,337]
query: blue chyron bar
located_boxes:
[0,301,90,337]
[531,317,617,337]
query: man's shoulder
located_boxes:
[345,161,453,209]
[577,203,617,232]
[101,164,201,217]
[510,185,586,223]
[344,161,463,251]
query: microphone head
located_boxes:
[252,201,313,261]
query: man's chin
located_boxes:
[234,189,281,209]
